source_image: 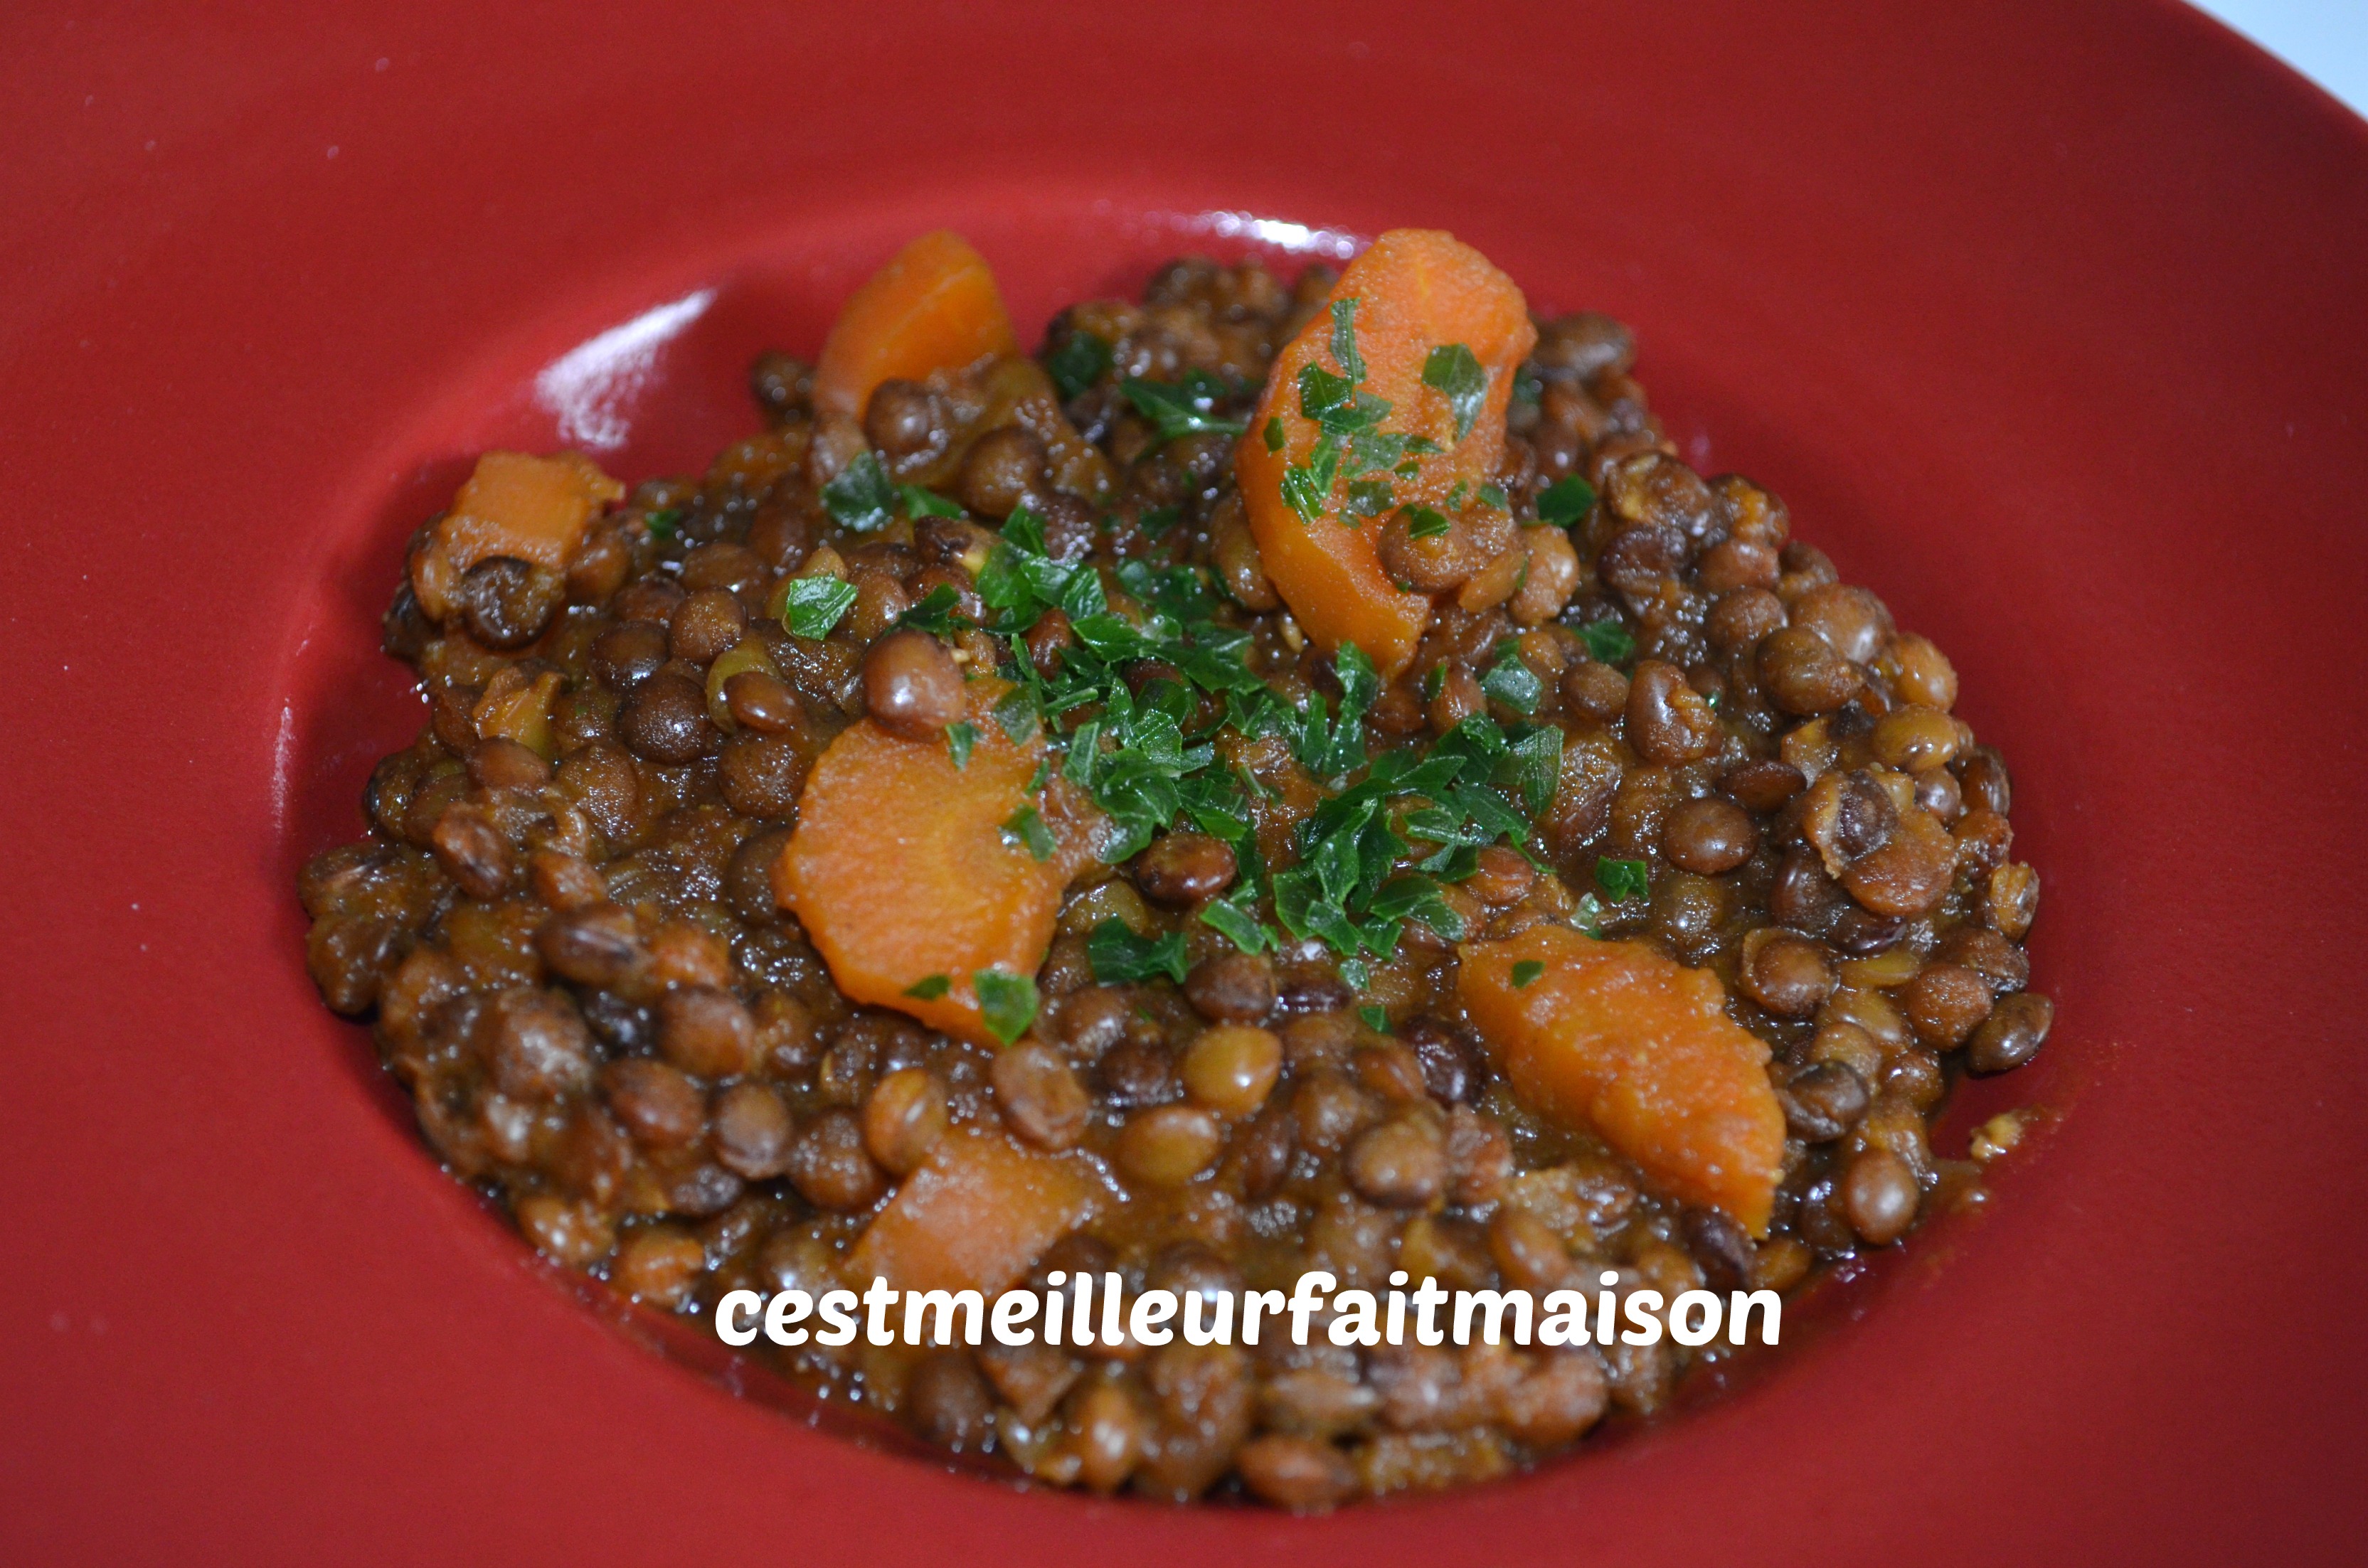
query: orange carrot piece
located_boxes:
[812,230,1020,420]
[1236,229,1536,677]
[773,707,1068,1047]
[1458,927,1787,1234]
[849,1127,1108,1294]
[436,450,622,573]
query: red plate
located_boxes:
[4,1,2364,1560]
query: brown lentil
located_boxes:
[860,630,964,739]
[1967,991,2054,1074]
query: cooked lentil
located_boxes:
[300,242,2051,1507]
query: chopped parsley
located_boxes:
[1278,299,1403,526]
[1359,1004,1391,1033]
[851,444,1579,973]
[903,974,952,1001]
[1596,857,1651,902]
[972,969,1039,1045]
[977,505,1108,632]
[898,583,966,634]
[1421,343,1488,442]
[1330,298,1368,383]
[1403,504,1450,539]
[1344,479,1395,521]
[1002,804,1056,862]
[779,576,858,639]
[1087,918,1190,985]
[1511,959,1545,989]
[898,484,965,519]
[1137,505,1182,538]
[1263,415,1285,453]
[992,684,1041,745]
[945,722,977,769]
[1577,617,1636,665]
[642,507,681,540]
[1258,709,1566,965]
[1476,482,1509,511]
[821,449,897,532]
[1199,896,1275,954]
[1537,474,1596,526]
[1120,373,1246,444]
[1480,641,1544,715]
[1046,331,1113,400]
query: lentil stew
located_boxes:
[299,228,2051,1508]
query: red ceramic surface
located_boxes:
[4,1,2365,1562]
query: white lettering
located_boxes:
[715,1289,762,1346]
[763,1289,813,1346]
[814,1289,860,1346]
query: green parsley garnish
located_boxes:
[899,583,966,635]
[1264,415,1285,453]
[1344,479,1395,521]
[1280,447,1339,525]
[1120,374,1246,444]
[1199,896,1275,954]
[1002,804,1056,862]
[993,685,1041,745]
[903,974,952,1001]
[1294,644,1381,780]
[1596,857,1651,902]
[1403,504,1450,539]
[1261,708,1568,964]
[1421,343,1488,442]
[1510,959,1545,989]
[1359,1004,1391,1033]
[898,484,965,520]
[1087,918,1190,985]
[1046,331,1113,400]
[1275,304,1398,526]
[972,969,1039,1045]
[779,576,858,639]
[871,442,1580,975]
[642,507,681,540]
[821,449,897,532]
[1537,474,1596,526]
[1476,482,1508,511]
[977,504,1108,632]
[1138,505,1182,538]
[1577,617,1636,665]
[1480,642,1544,715]
[945,722,977,769]
[1330,297,1368,383]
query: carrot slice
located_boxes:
[1458,927,1787,1234]
[436,449,622,573]
[773,703,1068,1047]
[849,1127,1108,1294]
[812,230,1020,420]
[1236,229,1536,677]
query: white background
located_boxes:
[2186,0,2367,116]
